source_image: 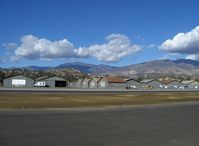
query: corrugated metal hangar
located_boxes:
[3,75,34,88]
[39,76,68,88]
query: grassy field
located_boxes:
[0,92,199,109]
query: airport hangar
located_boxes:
[3,75,34,88]
[3,75,68,88]
[38,76,68,88]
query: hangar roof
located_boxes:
[106,76,126,83]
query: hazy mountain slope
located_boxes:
[18,59,199,78]
[21,66,51,70]
[106,60,199,78]
[54,62,117,73]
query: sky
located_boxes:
[0,0,199,68]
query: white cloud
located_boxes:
[186,54,199,60]
[74,47,89,58]
[3,43,18,50]
[159,26,199,54]
[15,35,77,60]
[75,34,142,62]
[11,34,142,63]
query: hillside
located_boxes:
[0,68,88,81]
[108,59,199,78]
[52,59,199,78]
[2,59,199,80]
[54,62,117,74]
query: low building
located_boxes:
[126,78,143,89]
[76,79,84,88]
[39,76,68,88]
[98,77,109,88]
[98,76,126,89]
[140,79,154,84]
[181,80,199,89]
[81,78,92,88]
[141,79,164,89]
[68,82,77,88]
[3,75,34,88]
[165,80,183,89]
[89,77,102,88]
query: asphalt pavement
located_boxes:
[0,102,199,146]
[0,87,199,94]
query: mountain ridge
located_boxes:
[7,59,199,78]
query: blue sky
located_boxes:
[0,0,199,68]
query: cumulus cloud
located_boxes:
[75,34,142,62]
[159,26,199,55]
[14,35,76,60]
[11,34,142,62]
[74,47,89,58]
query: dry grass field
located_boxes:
[0,92,199,109]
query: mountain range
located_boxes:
[17,59,199,78]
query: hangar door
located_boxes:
[55,80,67,87]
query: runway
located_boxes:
[0,87,199,94]
[0,102,199,146]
